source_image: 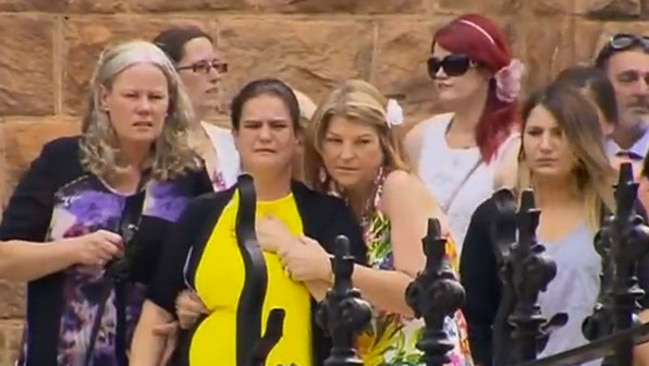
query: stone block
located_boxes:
[572,19,649,65]
[434,0,522,15]
[528,0,574,15]
[0,282,24,320]
[372,18,446,124]
[1,118,80,194]
[576,0,641,17]
[257,0,426,14]
[520,16,576,92]
[62,15,218,115]
[63,0,255,14]
[0,320,23,366]
[0,0,66,11]
[217,18,374,112]
[0,15,55,116]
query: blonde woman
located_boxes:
[284,79,473,365]
[458,83,649,365]
[0,40,212,365]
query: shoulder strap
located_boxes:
[442,158,483,212]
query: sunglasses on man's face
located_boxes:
[608,33,649,51]
[427,54,473,79]
[177,59,229,74]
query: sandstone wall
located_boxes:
[0,0,647,362]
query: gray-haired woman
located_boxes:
[0,40,212,366]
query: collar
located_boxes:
[605,129,649,158]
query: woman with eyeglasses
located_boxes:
[153,26,240,192]
[404,14,523,253]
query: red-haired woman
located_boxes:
[405,14,523,254]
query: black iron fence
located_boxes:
[246,162,649,366]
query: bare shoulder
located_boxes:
[382,170,431,203]
[384,170,417,191]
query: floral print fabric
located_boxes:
[356,180,474,366]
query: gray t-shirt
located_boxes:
[537,223,602,365]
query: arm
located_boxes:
[350,171,433,316]
[0,139,80,281]
[302,201,367,302]
[0,239,80,282]
[130,197,210,366]
[493,134,520,190]
[459,199,501,366]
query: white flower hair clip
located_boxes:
[386,99,404,127]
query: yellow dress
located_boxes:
[188,192,313,366]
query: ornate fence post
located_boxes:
[404,218,465,366]
[317,235,373,366]
[491,189,566,365]
[507,189,564,363]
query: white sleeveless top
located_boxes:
[417,113,519,253]
[201,122,240,191]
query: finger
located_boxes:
[161,336,178,365]
[178,294,205,313]
[277,246,289,259]
[98,230,124,246]
[299,235,318,246]
[283,266,292,279]
[100,242,122,257]
[178,314,197,329]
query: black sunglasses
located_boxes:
[427,54,473,79]
[608,33,649,51]
[177,59,228,74]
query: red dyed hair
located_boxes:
[433,14,520,163]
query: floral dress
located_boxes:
[355,178,474,366]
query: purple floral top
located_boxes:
[0,137,213,366]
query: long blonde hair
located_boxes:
[80,40,200,182]
[517,83,615,230]
[304,79,409,192]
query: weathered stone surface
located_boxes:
[257,0,427,14]
[62,16,218,115]
[2,119,80,192]
[63,0,254,14]
[572,20,649,64]
[528,0,574,15]
[0,122,6,216]
[0,0,66,11]
[372,18,448,123]
[434,0,522,14]
[0,320,22,365]
[217,18,374,111]
[0,282,24,320]
[520,16,576,92]
[578,0,642,18]
[0,15,55,116]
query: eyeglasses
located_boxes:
[427,54,474,79]
[177,59,228,74]
[608,33,649,51]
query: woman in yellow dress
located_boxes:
[129,78,366,366]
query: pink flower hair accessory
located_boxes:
[494,58,525,103]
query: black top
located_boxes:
[147,180,367,366]
[0,136,213,366]
[459,194,649,366]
